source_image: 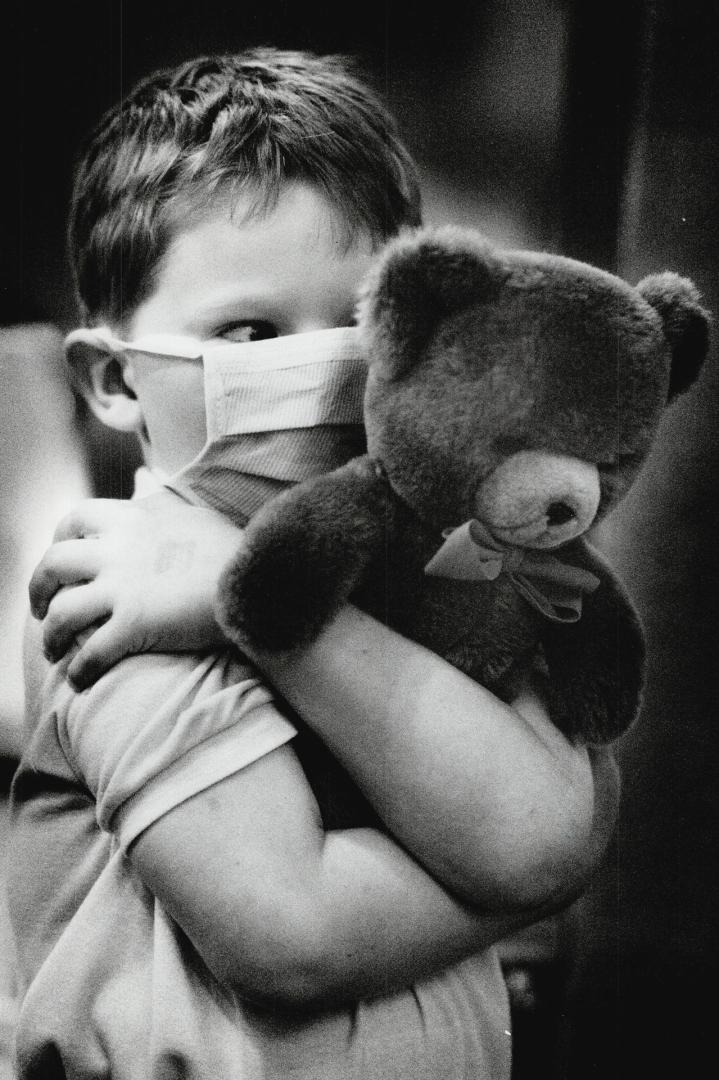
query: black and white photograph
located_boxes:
[2,3,717,1077]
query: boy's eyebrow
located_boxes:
[187,293,279,330]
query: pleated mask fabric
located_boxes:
[64,326,368,526]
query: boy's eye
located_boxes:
[217,321,278,343]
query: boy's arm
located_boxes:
[32,495,611,905]
[243,609,602,908]
[129,742,531,1008]
[28,618,618,1011]
[129,722,617,1010]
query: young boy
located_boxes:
[9,49,618,1079]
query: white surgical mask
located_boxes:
[65,326,367,525]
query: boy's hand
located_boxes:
[29,491,245,689]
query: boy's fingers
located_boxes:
[67,624,131,690]
[29,540,103,618]
[42,586,111,662]
[52,499,128,543]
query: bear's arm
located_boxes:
[538,540,646,745]
[218,456,395,652]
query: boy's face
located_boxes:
[105,183,377,474]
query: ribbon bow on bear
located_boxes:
[424,519,600,623]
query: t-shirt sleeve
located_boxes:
[54,650,296,852]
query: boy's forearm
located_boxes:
[31,623,520,1009]
[33,610,604,1010]
[130,750,541,1010]
[243,605,604,908]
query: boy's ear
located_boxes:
[65,339,144,434]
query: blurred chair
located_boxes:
[1,322,92,1077]
[1,324,91,757]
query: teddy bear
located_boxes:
[217,226,709,746]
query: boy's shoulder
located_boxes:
[22,609,276,758]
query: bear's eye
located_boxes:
[492,435,529,455]
[599,450,638,472]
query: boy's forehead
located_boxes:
[165,181,369,257]
[130,182,377,337]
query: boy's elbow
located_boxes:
[506,803,597,911]
[496,745,620,912]
[209,910,348,1012]
[455,758,609,912]
[525,746,621,910]
[447,833,593,915]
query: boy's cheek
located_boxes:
[132,358,207,471]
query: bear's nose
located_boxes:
[546,501,577,526]
[476,450,601,548]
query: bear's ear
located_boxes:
[636,272,711,399]
[357,226,507,378]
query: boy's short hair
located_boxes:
[69,48,422,327]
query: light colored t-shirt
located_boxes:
[8,624,511,1079]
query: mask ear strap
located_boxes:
[64,327,204,362]
[64,326,128,359]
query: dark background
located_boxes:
[2,2,718,1077]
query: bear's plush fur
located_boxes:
[217,227,709,745]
